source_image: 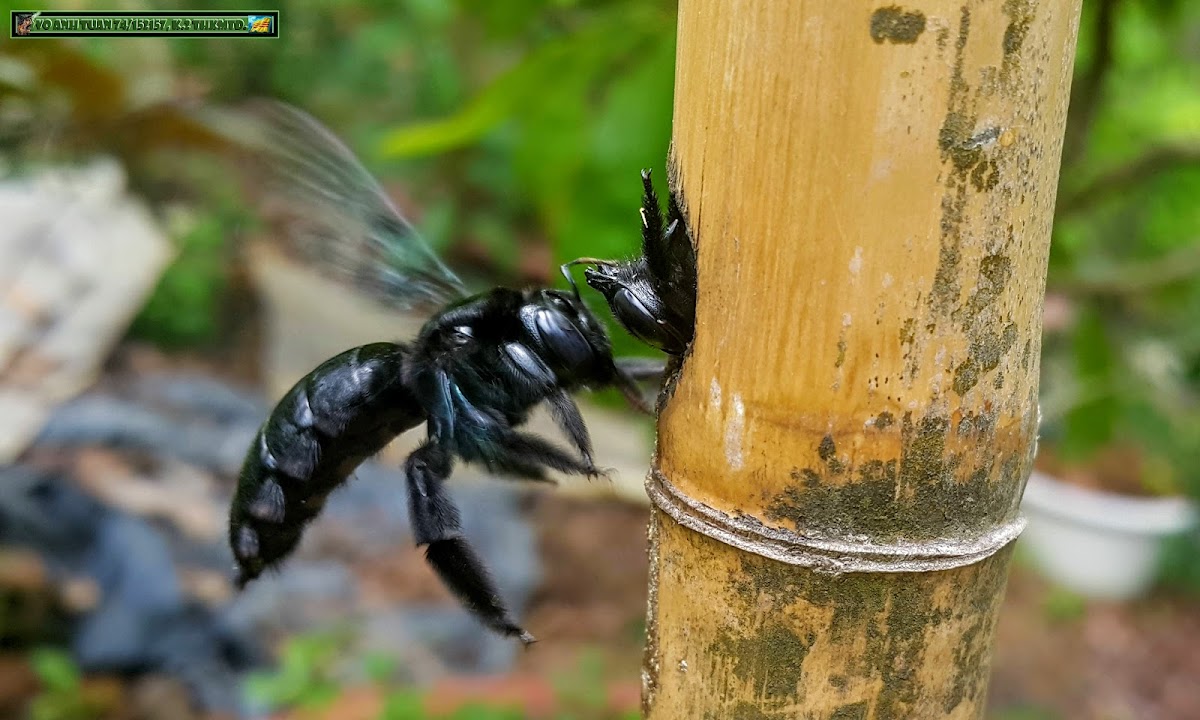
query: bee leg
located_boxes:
[545,391,594,466]
[643,168,698,350]
[639,168,667,248]
[500,346,600,467]
[615,356,667,383]
[405,440,535,645]
[490,429,610,481]
[612,365,656,415]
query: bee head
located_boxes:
[561,259,680,354]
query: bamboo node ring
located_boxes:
[646,467,1026,574]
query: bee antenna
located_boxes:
[561,258,616,292]
[558,262,582,300]
[561,258,611,301]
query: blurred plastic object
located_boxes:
[0,159,171,461]
[1021,471,1198,599]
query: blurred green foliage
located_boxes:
[249,0,676,366]
[128,158,257,347]
[0,0,675,362]
[990,706,1062,720]
[1042,0,1200,501]
[244,629,351,712]
[1040,587,1088,624]
[27,648,101,720]
[248,632,637,719]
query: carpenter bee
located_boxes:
[563,167,697,357]
[215,101,673,645]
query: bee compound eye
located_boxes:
[613,288,668,349]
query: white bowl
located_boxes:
[1020,471,1198,599]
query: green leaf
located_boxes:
[1041,587,1087,623]
[1060,309,1118,458]
[30,648,80,695]
[380,93,515,158]
[379,690,425,720]
[363,652,399,685]
[380,4,665,159]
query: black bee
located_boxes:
[216,102,674,645]
[563,167,697,357]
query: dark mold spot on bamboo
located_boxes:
[954,255,1012,326]
[710,620,815,700]
[1001,0,1035,85]
[898,412,949,489]
[952,322,1018,395]
[728,702,774,720]
[874,411,895,430]
[836,337,847,368]
[900,316,921,381]
[950,255,1018,395]
[733,549,1019,715]
[820,435,847,475]
[1002,16,1030,56]
[830,701,870,720]
[944,548,1013,712]
[790,467,822,488]
[970,159,1000,191]
[939,113,983,172]
[819,435,837,461]
[765,406,1023,542]
[931,190,966,316]
[930,9,978,320]
[869,6,927,44]
[952,361,980,396]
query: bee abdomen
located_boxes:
[229,343,424,587]
[247,478,286,523]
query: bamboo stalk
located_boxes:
[643,1,1082,717]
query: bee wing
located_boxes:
[203,99,468,310]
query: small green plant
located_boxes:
[1041,587,1088,624]
[128,205,234,348]
[551,649,608,718]
[991,704,1061,720]
[27,647,97,720]
[377,688,526,720]
[1158,531,1200,596]
[244,630,349,713]
[368,647,637,720]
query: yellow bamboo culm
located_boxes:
[644,1,1082,718]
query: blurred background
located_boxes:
[0,0,1197,718]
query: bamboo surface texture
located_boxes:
[644,1,1082,718]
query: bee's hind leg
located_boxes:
[404,440,535,645]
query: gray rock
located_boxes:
[35,395,260,475]
[0,465,261,716]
